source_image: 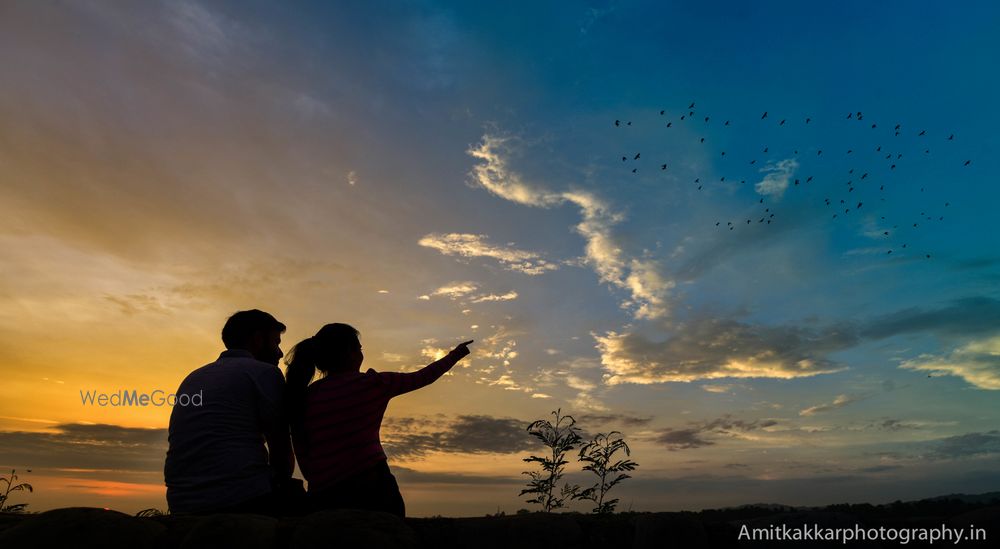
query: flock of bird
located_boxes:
[612,102,972,259]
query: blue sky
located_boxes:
[0,0,998,515]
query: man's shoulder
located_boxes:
[183,356,280,381]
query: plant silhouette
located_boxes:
[573,431,638,513]
[0,469,33,513]
[520,408,583,512]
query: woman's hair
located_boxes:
[284,323,361,426]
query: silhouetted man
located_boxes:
[164,309,295,514]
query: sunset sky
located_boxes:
[1,1,999,517]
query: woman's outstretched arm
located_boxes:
[379,340,473,398]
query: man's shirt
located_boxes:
[164,349,285,513]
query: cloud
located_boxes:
[595,316,854,385]
[466,135,673,319]
[418,233,559,275]
[595,297,1000,386]
[930,430,1000,459]
[390,466,521,486]
[871,418,922,432]
[654,428,714,450]
[470,291,518,303]
[799,394,866,416]
[103,294,170,316]
[429,281,479,299]
[858,464,903,473]
[899,335,1000,390]
[754,158,799,198]
[382,414,537,459]
[651,415,779,451]
[578,413,654,427]
[419,282,518,306]
[863,297,1000,340]
[466,135,565,208]
[486,374,532,392]
[579,3,618,34]
[0,423,166,473]
[476,326,518,368]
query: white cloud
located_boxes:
[466,135,565,208]
[347,170,358,185]
[799,394,865,416]
[466,135,673,319]
[421,345,449,361]
[900,335,1000,390]
[430,281,479,299]
[418,233,559,275]
[566,375,597,392]
[470,291,518,303]
[421,282,518,306]
[754,159,798,198]
[594,317,849,385]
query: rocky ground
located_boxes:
[0,499,997,548]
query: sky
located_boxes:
[1,0,999,517]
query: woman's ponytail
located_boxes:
[284,337,317,426]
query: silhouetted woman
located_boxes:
[284,323,472,517]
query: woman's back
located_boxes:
[284,324,473,517]
[293,354,465,492]
[296,369,390,491]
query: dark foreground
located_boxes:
[1,498,998,548]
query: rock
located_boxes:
[415,513,583,549]
[0,512,27,534]
[633,513,708,549]
[0,507,164,549]
[949,505,1000,542]
[291,509,418,549]
[177,513,277,549]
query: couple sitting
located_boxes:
[163,309,472,517]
